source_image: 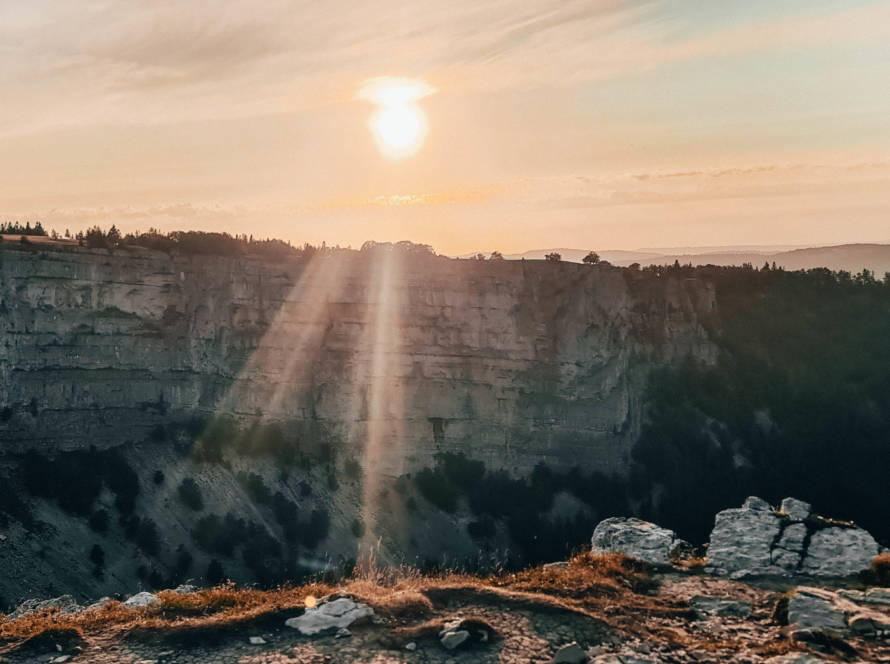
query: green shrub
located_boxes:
[193,513,247,557]
[135,518,160,556]
[88,509,109,533]
[344,458,362,481]
[237,472,272,505]
[178,477,204,511]
[350,518,365,538]
[206,559,226,585]
[414,467,459,512]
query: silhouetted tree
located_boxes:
[545,252,561,262]
[583,251,600,264]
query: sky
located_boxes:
[1,0,889,255]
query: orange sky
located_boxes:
[1,1,889,254]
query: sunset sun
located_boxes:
[358,77,436,160]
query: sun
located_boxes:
[358,77,436,160]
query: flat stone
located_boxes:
[764,655,827,663]
[405,642,417,651]
[787,589,848,636]
[248,636,266,645]
[780,498,812,521]
[690,595,753,618]
[123,592,160,608]
[848,611,890,634]
[864,587,890,605]
[552,642,587,663]
[284,597,374,636]
[440,630,470,650]
[174,584,197,594]
[590,517,684,565]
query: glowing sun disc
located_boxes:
[370,104,428,159]
[358,77,436,160]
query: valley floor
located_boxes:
[1,554,888,664]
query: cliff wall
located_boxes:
[0,243,715,476]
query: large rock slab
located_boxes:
[706,499,783,576]
[799,526,881,577]
[285,597,374,635]
[707,496,881,578]
[591,517,686,565]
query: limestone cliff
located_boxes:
[0,243,715,474]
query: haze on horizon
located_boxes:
[1,0,889,256]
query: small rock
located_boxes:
[51,657,71,664]
[284,597,373,636]
[440,630,470,650]
[335,627,351,638]
[690,595,753,618]
[848,611,890,635]
[174,584,197,594]
[84,597,113,612]
[543,561,569,570]
[552,641,587,663]
[780,497,812,521]
[743,496,772,511]
[123,591,160,608]
[249,636,266,645]
[764,655,827,663]
[864,587,890,605]
[405,642,417,651]
[477,629,489,643]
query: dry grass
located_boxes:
[673,556,707,571]
[0,554,635,648]
[0,551,794,660]
[871,553,890,586]
[489,552,657,599]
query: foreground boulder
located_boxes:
[285,597,373,635]
[707,496,881,578]
[123,591,160,608]
[591,517,688,565]
[8,594,80,620]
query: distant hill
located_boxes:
[483,243,890,275]
[640,243,890,275]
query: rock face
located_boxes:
[591,517,688,565]
[707,497,881,578]
[284,597,374,635]
[0,243,715,476]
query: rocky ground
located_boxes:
[2,496,888,664]
[1,559,889,664]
